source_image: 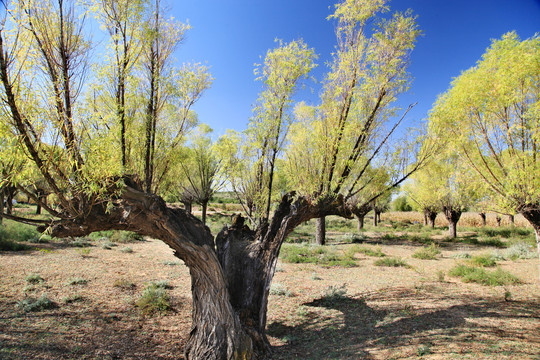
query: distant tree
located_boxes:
[430,33,540,255]
[392,194,412,212]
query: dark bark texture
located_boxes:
[479,212,486,226]
[315,217,326,245]
[443,207,462,239]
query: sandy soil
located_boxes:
[0,236,539,359]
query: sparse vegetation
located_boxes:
[17,295,56,312]
[25,274,44,284]
[374,257,409,267]
[448,265,521,286]
[135,283,171,316]
[469,254,497,267]
[412,243,441,260]
[66,278,88,286]
[270,283,294,297]
[279,244,356,267]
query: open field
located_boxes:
[0,209,539,359]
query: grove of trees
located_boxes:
[0,0,538,358]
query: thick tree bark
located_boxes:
[496,215,502,227]
[443,207,462,239]
[183,201,192,214]
[315,217,326,245]
[355,214,365,231]
[479,212,486,226]
[428,212,437,228]
[0,192,3,224]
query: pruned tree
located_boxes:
[0,0,431,358]
[430,33,540,259]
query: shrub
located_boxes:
[448,265,521,286]
[120,246,133,253]
[319,284,348,306]
[135,284,171,316]
[25,274,44,284]
[113,278,136,290]
[149,280,172,289]
[17,295,56,312]
[0,221,40,242]
[351,245,386,257]
[71,238,92,247]
[63,294,84,304]
[66,278,88,286]
[504,243,536,260]
[469,254,497,267]
[270,283,294,297]
[412,244,441,260]
[374,257,409,267]
[280,244,356,267]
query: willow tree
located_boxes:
[430,33,540,256]
[1,0,429,359]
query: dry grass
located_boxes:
[0,209,538,359]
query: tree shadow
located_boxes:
[268,286,539,359]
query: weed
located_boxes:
[71,238,92,247]
[113,278,136,290]
[437,270,445,282]
[66,278,88,286]
[412,244,441,260]
[448,265,521,286]
[76,247,91,258]
[17,295,56,312]
[504,290,512,302]
[149,280,172,289]
[319,284,348,305]
[453,252,471,259]
[469,254,497,267]
[417,344,432,356]
[101,241,117,250]
[352,245,386,257]
[0,220,40,243]
[135,284,171,316]
[340,233,366,243]
[25,274,44,284]
[311,272,322,280]
[63,294,84,304]
[163,260,181,266]
[504,243,536,260]
[270,283,294,297]
[279,244,356,267]
[120,246,133,253]
[374,257,409,267]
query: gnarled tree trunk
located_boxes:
[496,215,502,227]
[508,214,514,226]
[44,186,353,359]
[443,207,462,239]
[424,209,437,228]
[355,214,365,231]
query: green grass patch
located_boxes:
[412,244,441,260]
[280,244,356,267]
[88,230,144,243]
[135,283,171,316]
[374,257,409,267]
[113,278,136,290]
[17,295,56,312]
[0,220,40,242]
[25,274,44,284]
[350,245,386,257]
[448,265,521,286]
[469,254,497,267]
[66,278,88,286]
[0,237,30,251]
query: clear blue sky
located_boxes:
[171,0,540,135]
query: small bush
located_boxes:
[113,278,136,290]
[448,265,521,286]
[71,238,92,247]
[163,260,181,266]
[25,274,44,284]
[120,246,133,253]
[149,280,172,289]
[63,294,84,304]
[319,284,348,306]
[374,257,409,267]
[66,278,88,286]
[17,295,56,312]
[504,243,536,260]
[340,233,366,243]
[453,252,471,259]
[412,244,441,260]
[469,254,497,267]
[76,247,91,258]
[270,283,294,297]
[352,245,386,257]
[135,284,171,316]
[280,244,356,267]
[0,221,40,243]
[101,241,117,250]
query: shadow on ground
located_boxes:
[268,285,539,359]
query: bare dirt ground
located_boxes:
[1,233,539,359]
